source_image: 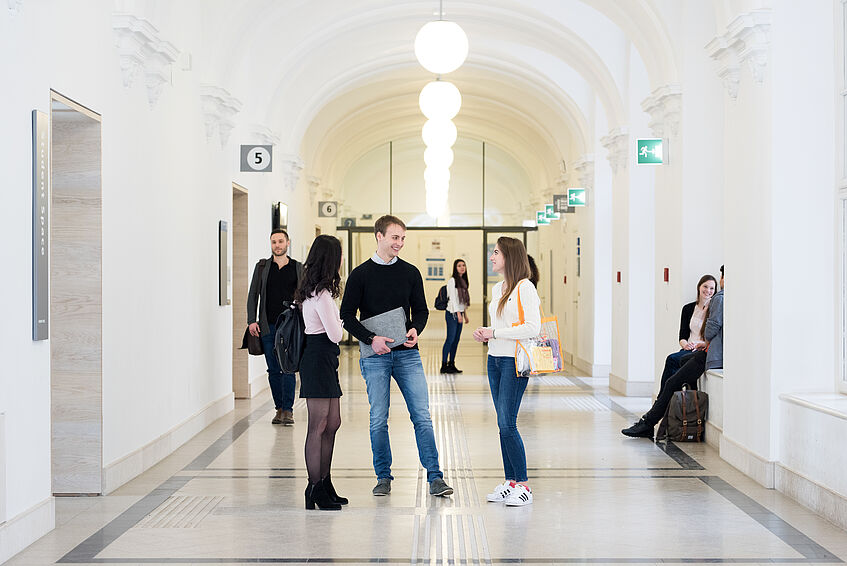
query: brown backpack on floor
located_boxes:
[656,384,709,442]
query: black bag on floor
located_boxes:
[656,384,708,442]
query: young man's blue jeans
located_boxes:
[487,355,529,482]
[360,348,443,482]
[261,323,296,411]
[441,311,463,365]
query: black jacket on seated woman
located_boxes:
[622,274,716,439]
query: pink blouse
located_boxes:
[301,289,344,343]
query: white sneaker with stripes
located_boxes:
[486,482,513,502]
[504,483,533,506]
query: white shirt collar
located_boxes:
[371,252,398,265]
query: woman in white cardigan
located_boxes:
[440,259,470,374]
[473,237,541,507]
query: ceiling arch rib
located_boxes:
[309,100,560,199]
[263,16,625,153]
[301,63,587,176]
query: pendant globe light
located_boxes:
[415,20,469,75]
[421,118,457,147]
[423,146,454,169]
[419,80,462,120]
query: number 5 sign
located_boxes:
[240,145,273,172]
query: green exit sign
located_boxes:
[637,138,663,164]
[567,188,586,207]
[536,211,550,225]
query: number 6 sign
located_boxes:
[240,145,273,172]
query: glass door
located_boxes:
[482,229,527,327]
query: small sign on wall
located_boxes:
[32,110,49,341]
[240,145,273,172]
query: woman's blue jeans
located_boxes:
[441,311,463,365]
[487,355,529,482]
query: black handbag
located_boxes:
[240,327,264,355]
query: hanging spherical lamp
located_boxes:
[426,190,448,217]
[414,20,469,74]
[423,146,454,169]
[421,119,457,147]
[419,80,462,120]
[424,166,451,186]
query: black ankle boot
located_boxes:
[448,361,462,373]
[621,418,655,439]
[323,474,348,505]
[306,479,341,510]
[440,363,449,374]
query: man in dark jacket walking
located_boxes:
[247,229,303,425]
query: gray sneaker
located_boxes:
[429,477,453,497]
[372,478,391,496]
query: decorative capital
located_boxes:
[199,85,242,148]
[641,85,681,138]
[8,0,23,15]
[306,176,321,204]
[572,156,595,190]
[600,128,629,176]
[251,125,280,147]
[112,14,179,107]
[706,9,771,99]
[279,155,304,192]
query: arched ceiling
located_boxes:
[187,0,679,196]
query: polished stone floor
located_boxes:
[8,340,847,565]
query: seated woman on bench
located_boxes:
[621,273,716,439]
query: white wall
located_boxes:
[0,5,308,557]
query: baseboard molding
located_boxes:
[573,356,611,378]
[102,392,234,494]
[775,463,847,531]
[720,434,775,488]
[704,421,722,450]
[0,497,54,564]
[609,373,654,397]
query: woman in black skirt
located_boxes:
[294,235,345,510]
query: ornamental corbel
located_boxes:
[641,85,681,138]
[600,129,629,176]
[572,156,595,190]
[279,155,304,193]
[706,9,770,98]
[199,85,242,148]
[252,125,281,147]
[112,14,179,107]
[8,0,23,15]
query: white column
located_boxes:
[604,127,656,396]
[706,6,836,487]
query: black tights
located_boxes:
[304,398,341,484]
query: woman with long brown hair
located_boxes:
[440,258,470,374]
[472,237,540,506]
[295,235,346,510]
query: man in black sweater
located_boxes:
[340,215,453,497]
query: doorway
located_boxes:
[231,184,249,397]
[50,91,102,495]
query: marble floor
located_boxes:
[8,340,847,566]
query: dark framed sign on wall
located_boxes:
[219,220,230,306]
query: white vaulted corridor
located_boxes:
[2,1,847,564]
